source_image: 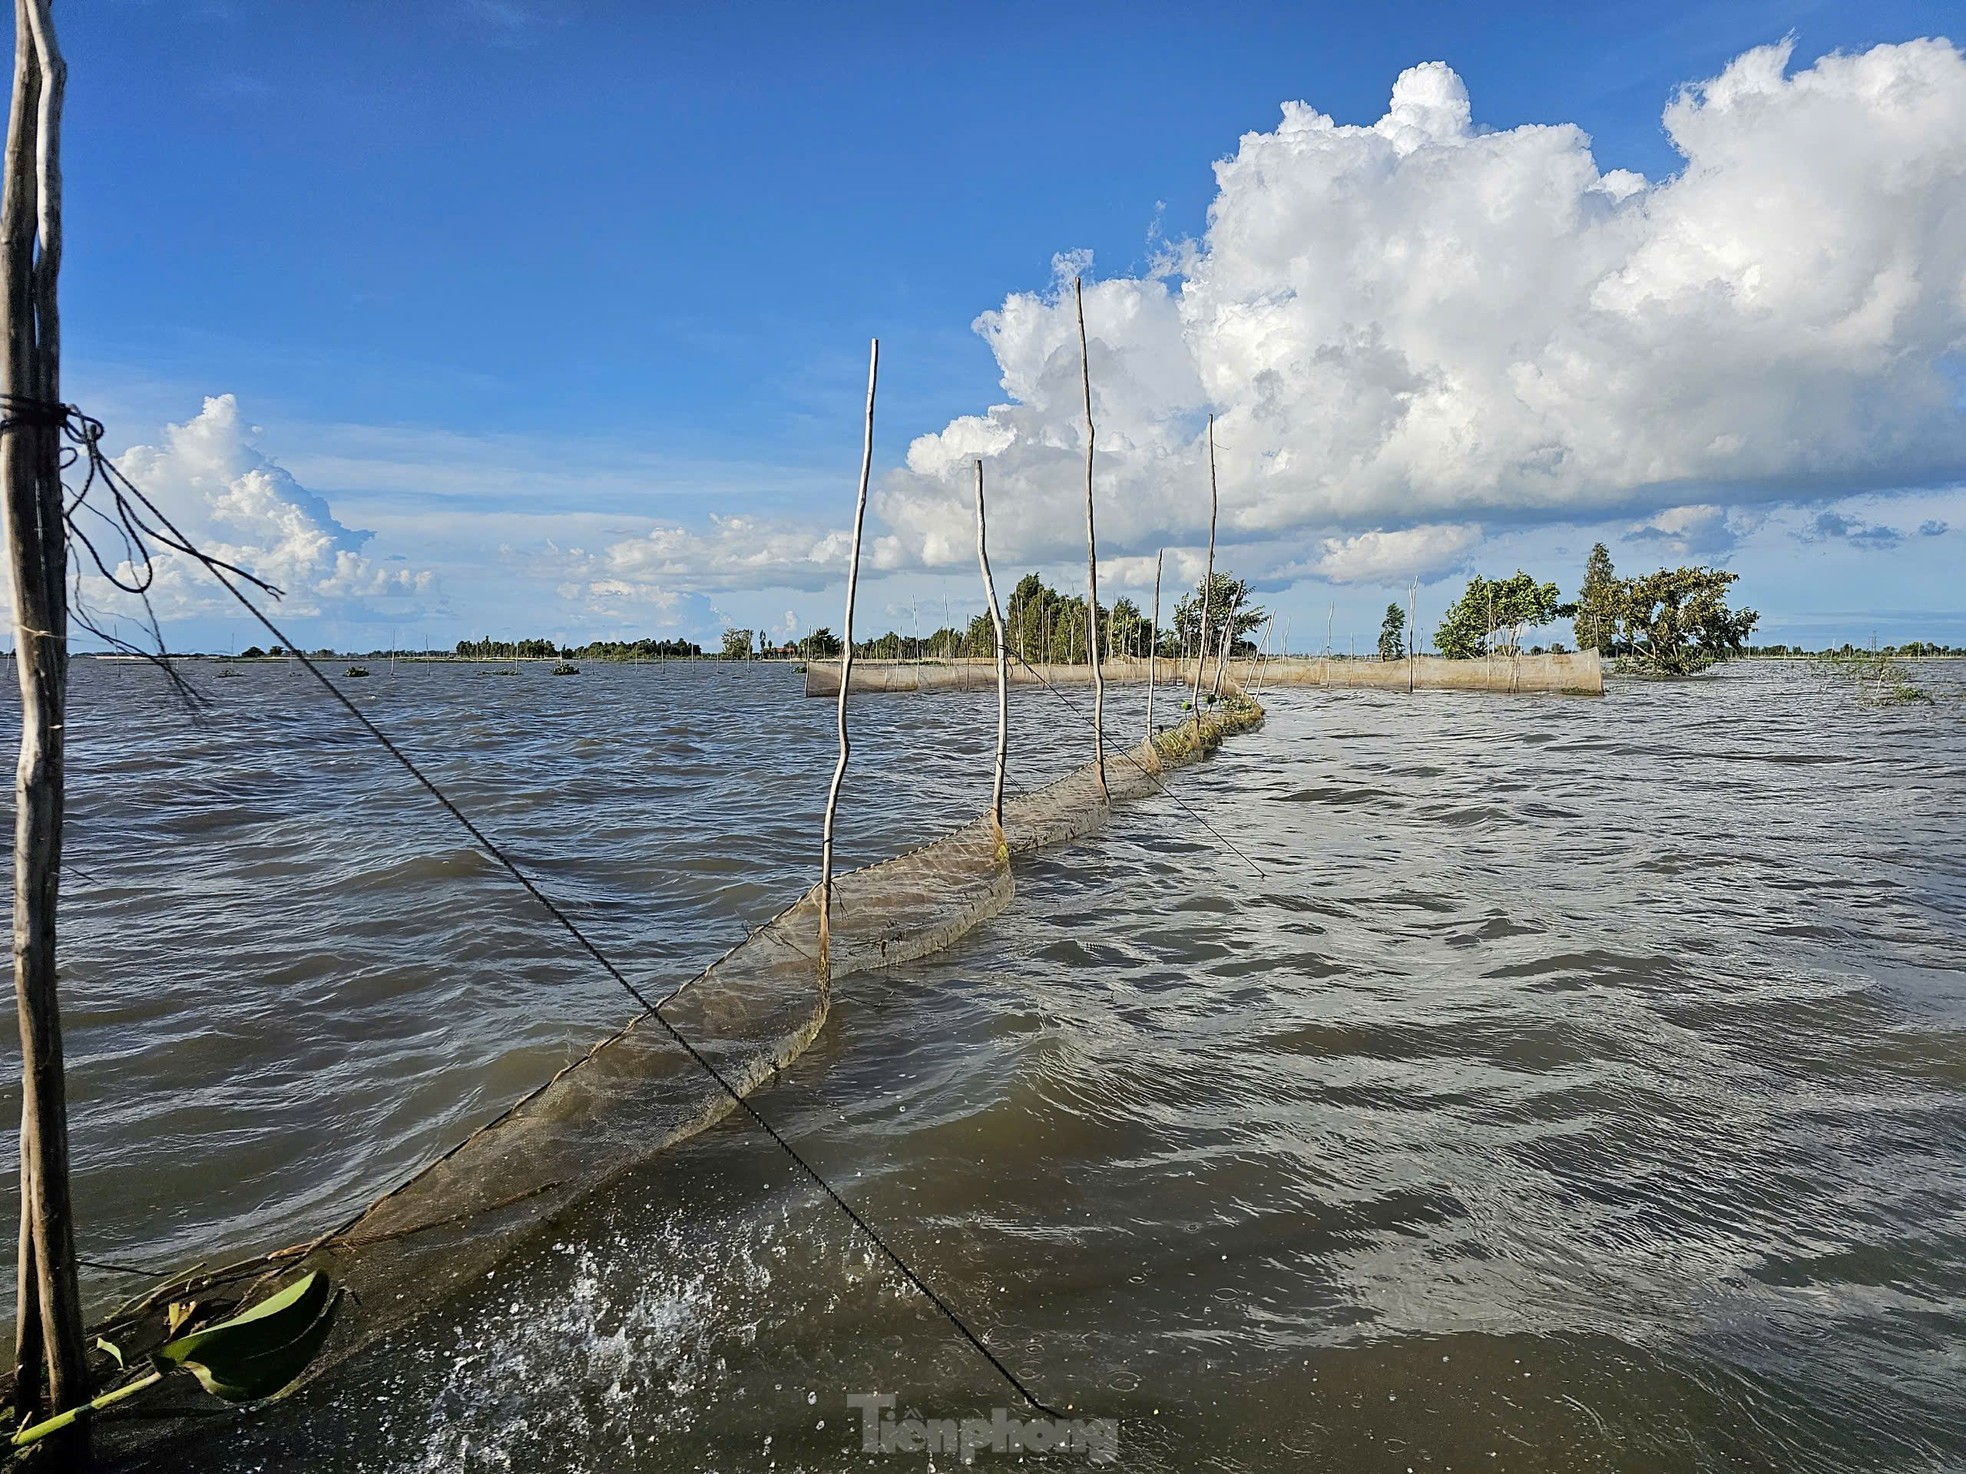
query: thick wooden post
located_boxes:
[1190,414,1217,720]
[3,0,86,1433]
[1075,279,1106,801]
[817,339,877,983]
[974,461,1008,837]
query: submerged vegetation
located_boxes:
[1813,649,1936,704]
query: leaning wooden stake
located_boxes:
[1145,548,1163,738]
[1212,585,1240,698]
[1191,414,1218,721]
[974,460,1009,838]
[3,0,86,1435]
[817,338,877,982]
[1076,280,1107,800]
[1254,613,1277,697]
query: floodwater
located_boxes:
[11,657,1966,1471]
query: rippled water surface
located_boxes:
[13,658,1966,1471]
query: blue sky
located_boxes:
[58,1,1966,652]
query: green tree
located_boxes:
[806,628,842,657]
[1616,567,1758,675]
[1376,603,1406,661]
[1434,572,1561,658]
[1004,573,1059,662]
[719,628,755,660]
[1574,543,1622,655]
[1106,596,1154,657]
[1171,573,1264,653]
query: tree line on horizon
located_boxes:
[189,554,1954,666]
[764,570,1273,667]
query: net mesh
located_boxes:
[95,693,1261,1422]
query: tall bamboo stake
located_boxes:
[1407,580,1416,693]
[974,460,1008,837]
[3,0,84,1431]
[1075,279,1106,800]
[1191,414,1217,720]
[1146,547,1162,737]
[817,338,877,982]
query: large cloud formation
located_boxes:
[882,39,1966,584]
[106,395,431,617]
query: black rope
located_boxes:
[0,394,281,708]
[5,396,1062,1417]
[77,1254,175,1279]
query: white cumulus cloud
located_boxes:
[878,38,1966,581]
[101,395,432,619]
[1310,523,1483,584]
[553,514,855,610]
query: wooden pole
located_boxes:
[974,460,1009,838]
[817,338,877,982]
[1255,613,1277,697]
[1191,414,1217,720]
[1407,581,1416,693]
[3,0,86,1432]
[1076,280,1107,801]
[1146,547,1162,737]
[1213,585,1239,697]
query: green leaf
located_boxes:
[154,1271,339,1403]
[93,1335,125,1369]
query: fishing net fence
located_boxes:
[92,683,1263,1426]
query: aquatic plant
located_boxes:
[1813,650,1933,704]
[343,666,370,679]
[10,1273,338,1450]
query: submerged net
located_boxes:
[94,692,1261,1439]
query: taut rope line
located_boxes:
[3,395,1065,1418]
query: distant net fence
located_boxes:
[807,651,1603,697]
[1245,651,1602,695]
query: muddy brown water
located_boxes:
[8,658,1963,1471]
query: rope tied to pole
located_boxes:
[0,393,280,702]
[24,391,1066,1421]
